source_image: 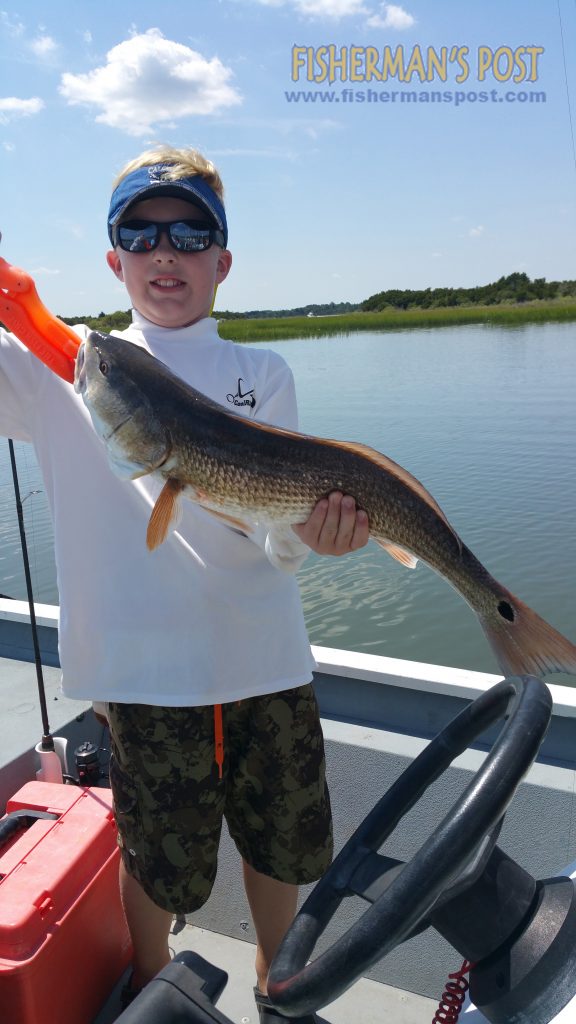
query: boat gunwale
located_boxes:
[2,596,576,719]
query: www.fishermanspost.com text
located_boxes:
[284,88,546,107]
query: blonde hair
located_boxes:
[112,144,225,201]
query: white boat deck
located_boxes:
[3,600,576,1022]
[93,920,438,1024]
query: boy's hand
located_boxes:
[292,491,370,556]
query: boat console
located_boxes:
[114,676,576,1024]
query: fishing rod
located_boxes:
[6,439,106,786]
[7,438,54,753]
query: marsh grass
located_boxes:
[219,300,576,342]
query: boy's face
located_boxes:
[106,196,232,329]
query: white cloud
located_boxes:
[253,0,367,16]
[0,96,45,123]
[30,266,61,276]
[0,12,25,36]
[469,225,485,238]
[366,3,415,29]
[295,0,367,16]
[59,28,242,136]
[30,34,57,57]
[249,0,417,22]
[0,13,59,60]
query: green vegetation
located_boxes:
[216,300,359,320]
[62,309,132,333]
[58,302,359,333]
[361,273,576,312]
[56,273,576,341]
[219,300,576,343]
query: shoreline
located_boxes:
[218,300,576,342]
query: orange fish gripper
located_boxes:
[0,257,80,383]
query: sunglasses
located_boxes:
[113,219,226,254]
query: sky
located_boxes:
[1,0,575,316]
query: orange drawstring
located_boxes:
[214,704,224,779]
[213,701,243,778]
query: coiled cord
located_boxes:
[432,959,475,1023]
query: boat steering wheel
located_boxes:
[267,675,552,1017]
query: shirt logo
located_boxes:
[227,378,256,409]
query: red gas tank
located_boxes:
[0,781,131,1024]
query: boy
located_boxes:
[0,145,369,1021]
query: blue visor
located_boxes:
[108,164,228,247]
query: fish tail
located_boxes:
[480,589,576,678]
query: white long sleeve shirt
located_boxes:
[0,313,315,704]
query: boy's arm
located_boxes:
[0,328,42,441]
[0,323,88,441]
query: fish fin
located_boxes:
[480,589,576,678]
[184,484,254,532]
[201,506,254,533]
[147,479,186,551]
[375,540,418,569]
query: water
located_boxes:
[1,321,574,679]
[0,443,56,605]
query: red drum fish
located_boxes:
[74,331,576,679]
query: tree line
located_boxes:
[60,301,360,332]
[361,273,576,312]
[215,301,359,320]
[55,273,575,334]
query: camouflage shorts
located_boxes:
[106,685,333,914]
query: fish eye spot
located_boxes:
[99,359,110,376]
[498,601,515,623]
